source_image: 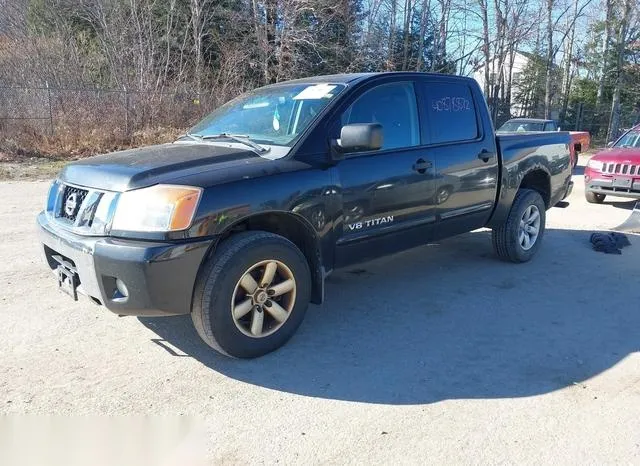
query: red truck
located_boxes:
[584,124,640,203]
[497,118,590,168]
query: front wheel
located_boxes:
[191,231,311,358]
[585,191,605,204]
[492,189,546,263]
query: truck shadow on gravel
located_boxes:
[140,228,639,405]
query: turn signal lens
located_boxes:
[112,185,202,232]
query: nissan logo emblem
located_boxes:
[64,192,79,217]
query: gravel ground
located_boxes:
[1,161,639,465]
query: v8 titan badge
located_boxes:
[347,215,394,231]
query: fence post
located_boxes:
[45,81,54,136]
[575,102,584,131]
[124,86,130,137]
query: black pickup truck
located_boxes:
[38,72,573,358]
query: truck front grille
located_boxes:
[603,162,638,176]
[59,185,89,222]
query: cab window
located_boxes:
[423,82,478,144]
[341,82,420,150]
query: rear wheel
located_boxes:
[492,189,546,263]
[585,191,605,204]
[192,231,311,358]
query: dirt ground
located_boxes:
[1,160,639,465]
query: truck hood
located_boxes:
[591,147,640,164]
[59,142,280,191]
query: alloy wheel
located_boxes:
[518,205,540,251]
[231,260,297,338]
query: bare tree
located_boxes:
[387,0,398,70]
[415,0,431,70]
[595,0,614,111]
[559,0,579,124]
[401,0,413,70]
[478,0,491,97]
[190,0,211,97]
[607,0,634,141]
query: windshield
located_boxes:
[614,130,640,148]
[498,121,544,132]
[188,83,346,146]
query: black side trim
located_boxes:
[440,202,493,220]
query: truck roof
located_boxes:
[262,72,478,88]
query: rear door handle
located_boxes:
[478,150,495,162]
[413,158,432,174]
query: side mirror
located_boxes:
[607,141,614,148]
[557,127,561,131]
[333,123,383,157]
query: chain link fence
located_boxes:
[562,103,609,144]
[2,85,637,156]
[563,102,640,145]
[0,85,211,141]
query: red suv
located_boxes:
[584,125,640,203]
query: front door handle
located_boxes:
[413,158,432,174]
[478,150,495,162]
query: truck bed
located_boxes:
[488,131,573,228]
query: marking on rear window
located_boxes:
[432,97,471,112]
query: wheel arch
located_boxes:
[203,211,325,305]
[487,165,551,228]
[519,168,551,208]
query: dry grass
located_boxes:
[0,125,185,162]
[0,160,68,181]
[0,122,185,180]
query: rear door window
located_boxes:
[422,82,478,144]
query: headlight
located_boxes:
[587,159,603,171]
[45,180,61,212]
[112,185,202,232]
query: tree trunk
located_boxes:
[436,0,451,70]
[478,0,490,100]
[505,48,516,119]
[560,0,579,125]
[491,0,506,122]
[189,0,204,98]
[265,0,278,83]
[544,0,554,119]
[607,0,633,142]
[596,0,613,111]
[415,0,430,71]
[388,0,398,70]
[250,0,266,85]
[402,0,412,70]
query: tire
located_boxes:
[191,231,311,358]
[492,189,546,263]
[585,191,605,204]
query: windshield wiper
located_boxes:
[196,133,270,154]
[183,132,203,142]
